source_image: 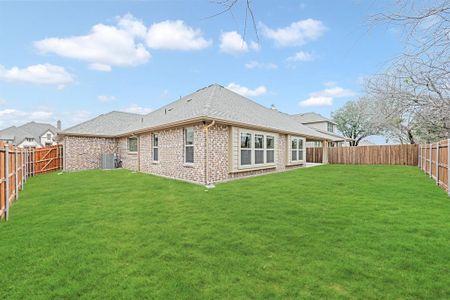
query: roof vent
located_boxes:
[270,104,277,110]
[186,98,192,103]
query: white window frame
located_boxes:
[184,127,194,164]
[327,122,334,133]
[152,133,159,163]
[127,137,138,153]
[289,136,305,164]
[238,129,277,169]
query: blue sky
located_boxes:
[0,0,402,135]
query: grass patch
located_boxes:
[1,165,449,299]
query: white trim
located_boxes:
[237,128,277,170]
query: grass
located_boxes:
[1,165,449,299]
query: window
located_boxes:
[266,135,275,163]
[47,133,52,140]
[254,134,264,165]
[184,128,194,164]
[152,134,159,162]
[240,133,252,166]
[239,131,276,168]
[128,137,138,152]
[291,137,305,162]
[327,122,334,133]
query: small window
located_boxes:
[47,133,52,140]
[327,122,334,133]
[240,133,252,166]
[266,135,275,163]
[152,134,159,162]
[184,128,194,164]
[291,137,305,162]
[128,137,138,152]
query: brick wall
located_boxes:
[63,122,306,184]
[63,136,117,171]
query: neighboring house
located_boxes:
[291,112,349,147]
[60,84,333,185]
[0,121,61,148]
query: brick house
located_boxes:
[60,84,335,185]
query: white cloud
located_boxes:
[245,61,278,70]
[89,63,112,72]
[299,84,355,107]
[260,19,327,47]
[34,16,151,71]
[97,95,116,103]
[124,104,153,114]
[311,86,355,98]
[220,31,259,55]
[287,51,314,62]
[323,81,337,87]
[299,96,333,107]
[117,13,147,38]
[146,20,212,50]
[226,83,268,97]
[0,64,74,88]
[0,108,54,128]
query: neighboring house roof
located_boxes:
[310,128,349,142]
[0,122,59,146]
[291,112,337,125]
[61,84,331,140]
[62,111,144,137]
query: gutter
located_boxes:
[203,120,215,186]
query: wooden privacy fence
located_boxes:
[0,143,63,220]
[306,144,419,165]
[306,147,323,163]
[418,140,449,196]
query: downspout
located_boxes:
[203,120,215,186]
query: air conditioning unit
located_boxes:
[100,154,116,170]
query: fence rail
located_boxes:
[0,143,63,220]
[307,144,419,166]
[419,140,449,196]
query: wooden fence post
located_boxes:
[436,143,439,186]
[448,139,450,197]
[429,144,432,177]
[4,146,9,221]
[15,147,18,200]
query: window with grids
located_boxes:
[239,131,276,167]
[291,137,305,162]
[184,128,194,164]
[327,122,334,133]
[128,137,138,152]
[152,134,159,162]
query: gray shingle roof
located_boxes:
[62,84,331,141]
[0,122,58,146]
[291,112,337,125]
[62,111,144,137]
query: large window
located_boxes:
[152,134,159,162]
[239,131,276,168]
[291,137,305,162]
[240,133,252,166]
[266,135,275,163]
[254,134,264,165]
[128,137,138,152]
[184,128,194,164]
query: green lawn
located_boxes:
[1,165,449,299]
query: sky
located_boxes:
[0,0,403,141]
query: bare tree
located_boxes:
[368,0,450,141]
[208,0,259,42]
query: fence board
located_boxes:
[419,140,449,196]
[0,144,63,220]
[307,144,418,166]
